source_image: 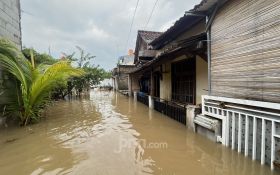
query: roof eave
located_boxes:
[150,0,221,49]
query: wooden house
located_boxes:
[129,0,280,170]
[189,0,280,170]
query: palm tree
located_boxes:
[0,39,83,126]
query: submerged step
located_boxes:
[194,114,222,143]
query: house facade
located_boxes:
[112,50,136,94]
[190,0,280,170]
[128,30,162,96]
[128,0,280,170]
[129,15,208,125]
[0,0,22,110]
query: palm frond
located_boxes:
[0,38,84,126]
[29,61,84,114]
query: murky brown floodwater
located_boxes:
[0,90,278,175]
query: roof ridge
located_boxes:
[138,30,163,34]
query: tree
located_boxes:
[59,46,110,96]
[0,39,84,126]
[75,46,96,68]
[69,66,111,96]
[22,47,58,65]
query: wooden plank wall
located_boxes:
[211,0,280,103]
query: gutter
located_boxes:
[205,2,222,95]
[206,16,211,95]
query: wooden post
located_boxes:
[150,71,154,96]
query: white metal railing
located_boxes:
[201,95,280,170]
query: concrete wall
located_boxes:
[0,0,21,48]
[118,65,135,74]
[128,74,140,93]
[0,0,21,109]
[113,75,129,91]
[113,65,136,91]
[159,63,172,101]
[195,56,208,105]
[117,75,129,90]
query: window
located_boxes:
[171,58,196,104]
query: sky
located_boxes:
[21,0,201,70]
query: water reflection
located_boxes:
[0,125,80,175]
[0,90,278,175]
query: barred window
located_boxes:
[171,58,196,104]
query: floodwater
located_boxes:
[0,91,278,175]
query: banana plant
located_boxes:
[0,39,84,126]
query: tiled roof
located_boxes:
[190,0,219,12]
[138,30,163,44]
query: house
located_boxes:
[188,0,280,170]
[112,50,136,94]
[129,13,208,125]
[128,30,162,95]
[129,0,280,170]
[134,30,162,66]
[0,0,22,111]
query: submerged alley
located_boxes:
[0,91,278,175]
[112,0,280,172]
[0,0,280,174]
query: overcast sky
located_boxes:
[21,0,200,70]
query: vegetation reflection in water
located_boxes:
[0,91,278,175]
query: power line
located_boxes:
[125,0,140,53]
[144,0,159,29]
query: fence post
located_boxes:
[148,96,154,109]
[201,95,205,115]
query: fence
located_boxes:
[153,97,186,125]
[137,92,149,106]
[201,95,280,170]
